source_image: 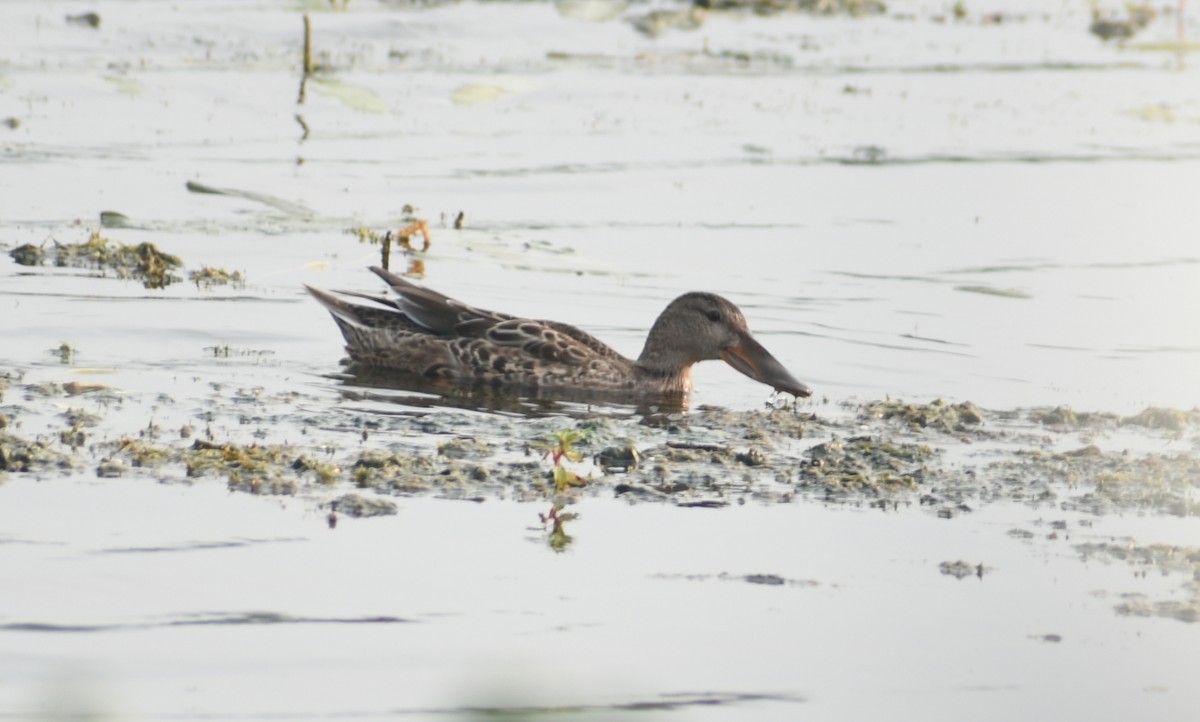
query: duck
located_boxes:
[306,266,811,402]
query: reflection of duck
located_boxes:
[307,266,810,403]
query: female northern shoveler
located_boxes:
[306,266,811,400]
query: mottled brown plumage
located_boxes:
[306,267,810,401]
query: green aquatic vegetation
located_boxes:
[53,343,76,364]
[58,231,183,288]
[1120,406,1198,432]
[989,445,1200,517]
[539,504,577,553]
[735,448,768,467]
[799,436,934,494]
[437,437,493,460]
[13,231,184,288]
[863,398,982,433]
[541,429,590,493]
[327,494,398,519]
[1028,406,1119,428]
[189,266,245,289]
[0,433,73,474]
[9,243,47,266]
[184,440,297,495]
[1088,453,1200,516]
[351,451,438,492]
[59,424,86,449]
[96,458,127,478]
[62,407,102,428]
[117,438,171,468]
[292,455,341,485]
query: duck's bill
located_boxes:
[720,334,812,398]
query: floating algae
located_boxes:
[799,436,935,494]
[189,266,246,289]
[9,231,182,288]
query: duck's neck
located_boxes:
[636,345,695,393]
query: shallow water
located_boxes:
[2,0,1200,719]
[4,478,1199,720]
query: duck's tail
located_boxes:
[304,284,371,333]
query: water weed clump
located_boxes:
[10,231,183,288]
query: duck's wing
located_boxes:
[465,318,626,368]
[369,267,632,368]
[370,266,515,337]
[538,321,629,363]
[305,284,423,333]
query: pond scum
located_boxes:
[8,230,243,290]
[2,363,1198,619]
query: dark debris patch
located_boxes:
[939,560,984,580]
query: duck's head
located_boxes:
[638,292,812,398]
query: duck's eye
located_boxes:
[705,310,722,323]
